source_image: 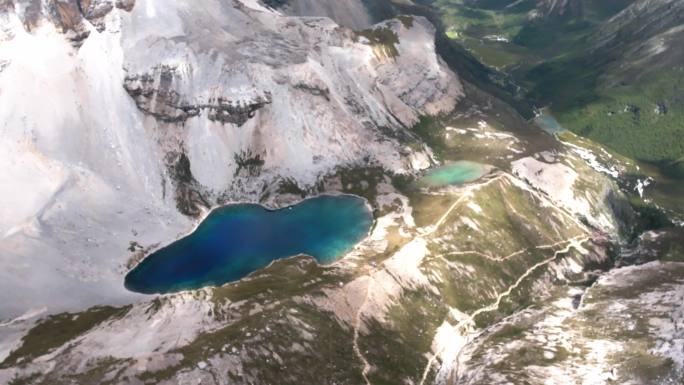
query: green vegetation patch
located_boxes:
[361,290,448,384]
[2,305,131,368]
[211,256,341,308]
[433,0,684,170]
[336,165,387,207]
[557,70,684,165]
[156,302,364,385]
[354,26,400,59]
[435,0,538,69]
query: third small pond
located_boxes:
[418,160,491,188]
[533,109,566,134]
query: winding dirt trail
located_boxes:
[350,176,503,384]
[352,277,374,385]
[418,237,589,385]
[351,170,591,385]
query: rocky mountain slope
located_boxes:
[0,0,461,319]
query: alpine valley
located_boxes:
[0,0,682,384]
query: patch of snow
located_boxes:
[466,201,482,214]
[564,143,619,178]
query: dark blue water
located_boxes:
[125,195,373,294]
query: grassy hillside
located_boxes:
[431,0,684,174]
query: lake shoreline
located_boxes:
[124,194,375,295]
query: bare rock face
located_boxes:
[78,0,115,31]
[119,7,461,130]
[118,4,463,194]
[0,0,462,319]
[41,0,91,43]
[593,0,684,77]
[205,94,272,126]
[123,67,273,125]
[4,0,131,44]
[115,0,134,11]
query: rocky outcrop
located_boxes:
[166,152,211,217]
[114,0,134,11]
[123,68,191,123]
[77,0,115,32]
[46,0,91,43]
[120,9,461,130]
[123,66,273,125]
[205,94,272,126]
[2,0,134,45]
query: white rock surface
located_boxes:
[0,0,462,319]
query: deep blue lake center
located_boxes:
[125,195,373,294]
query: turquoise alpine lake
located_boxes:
[534,110,565,134]
[125,195,373,294]
[419,161,489,187]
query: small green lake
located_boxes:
[419,161,490,187]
